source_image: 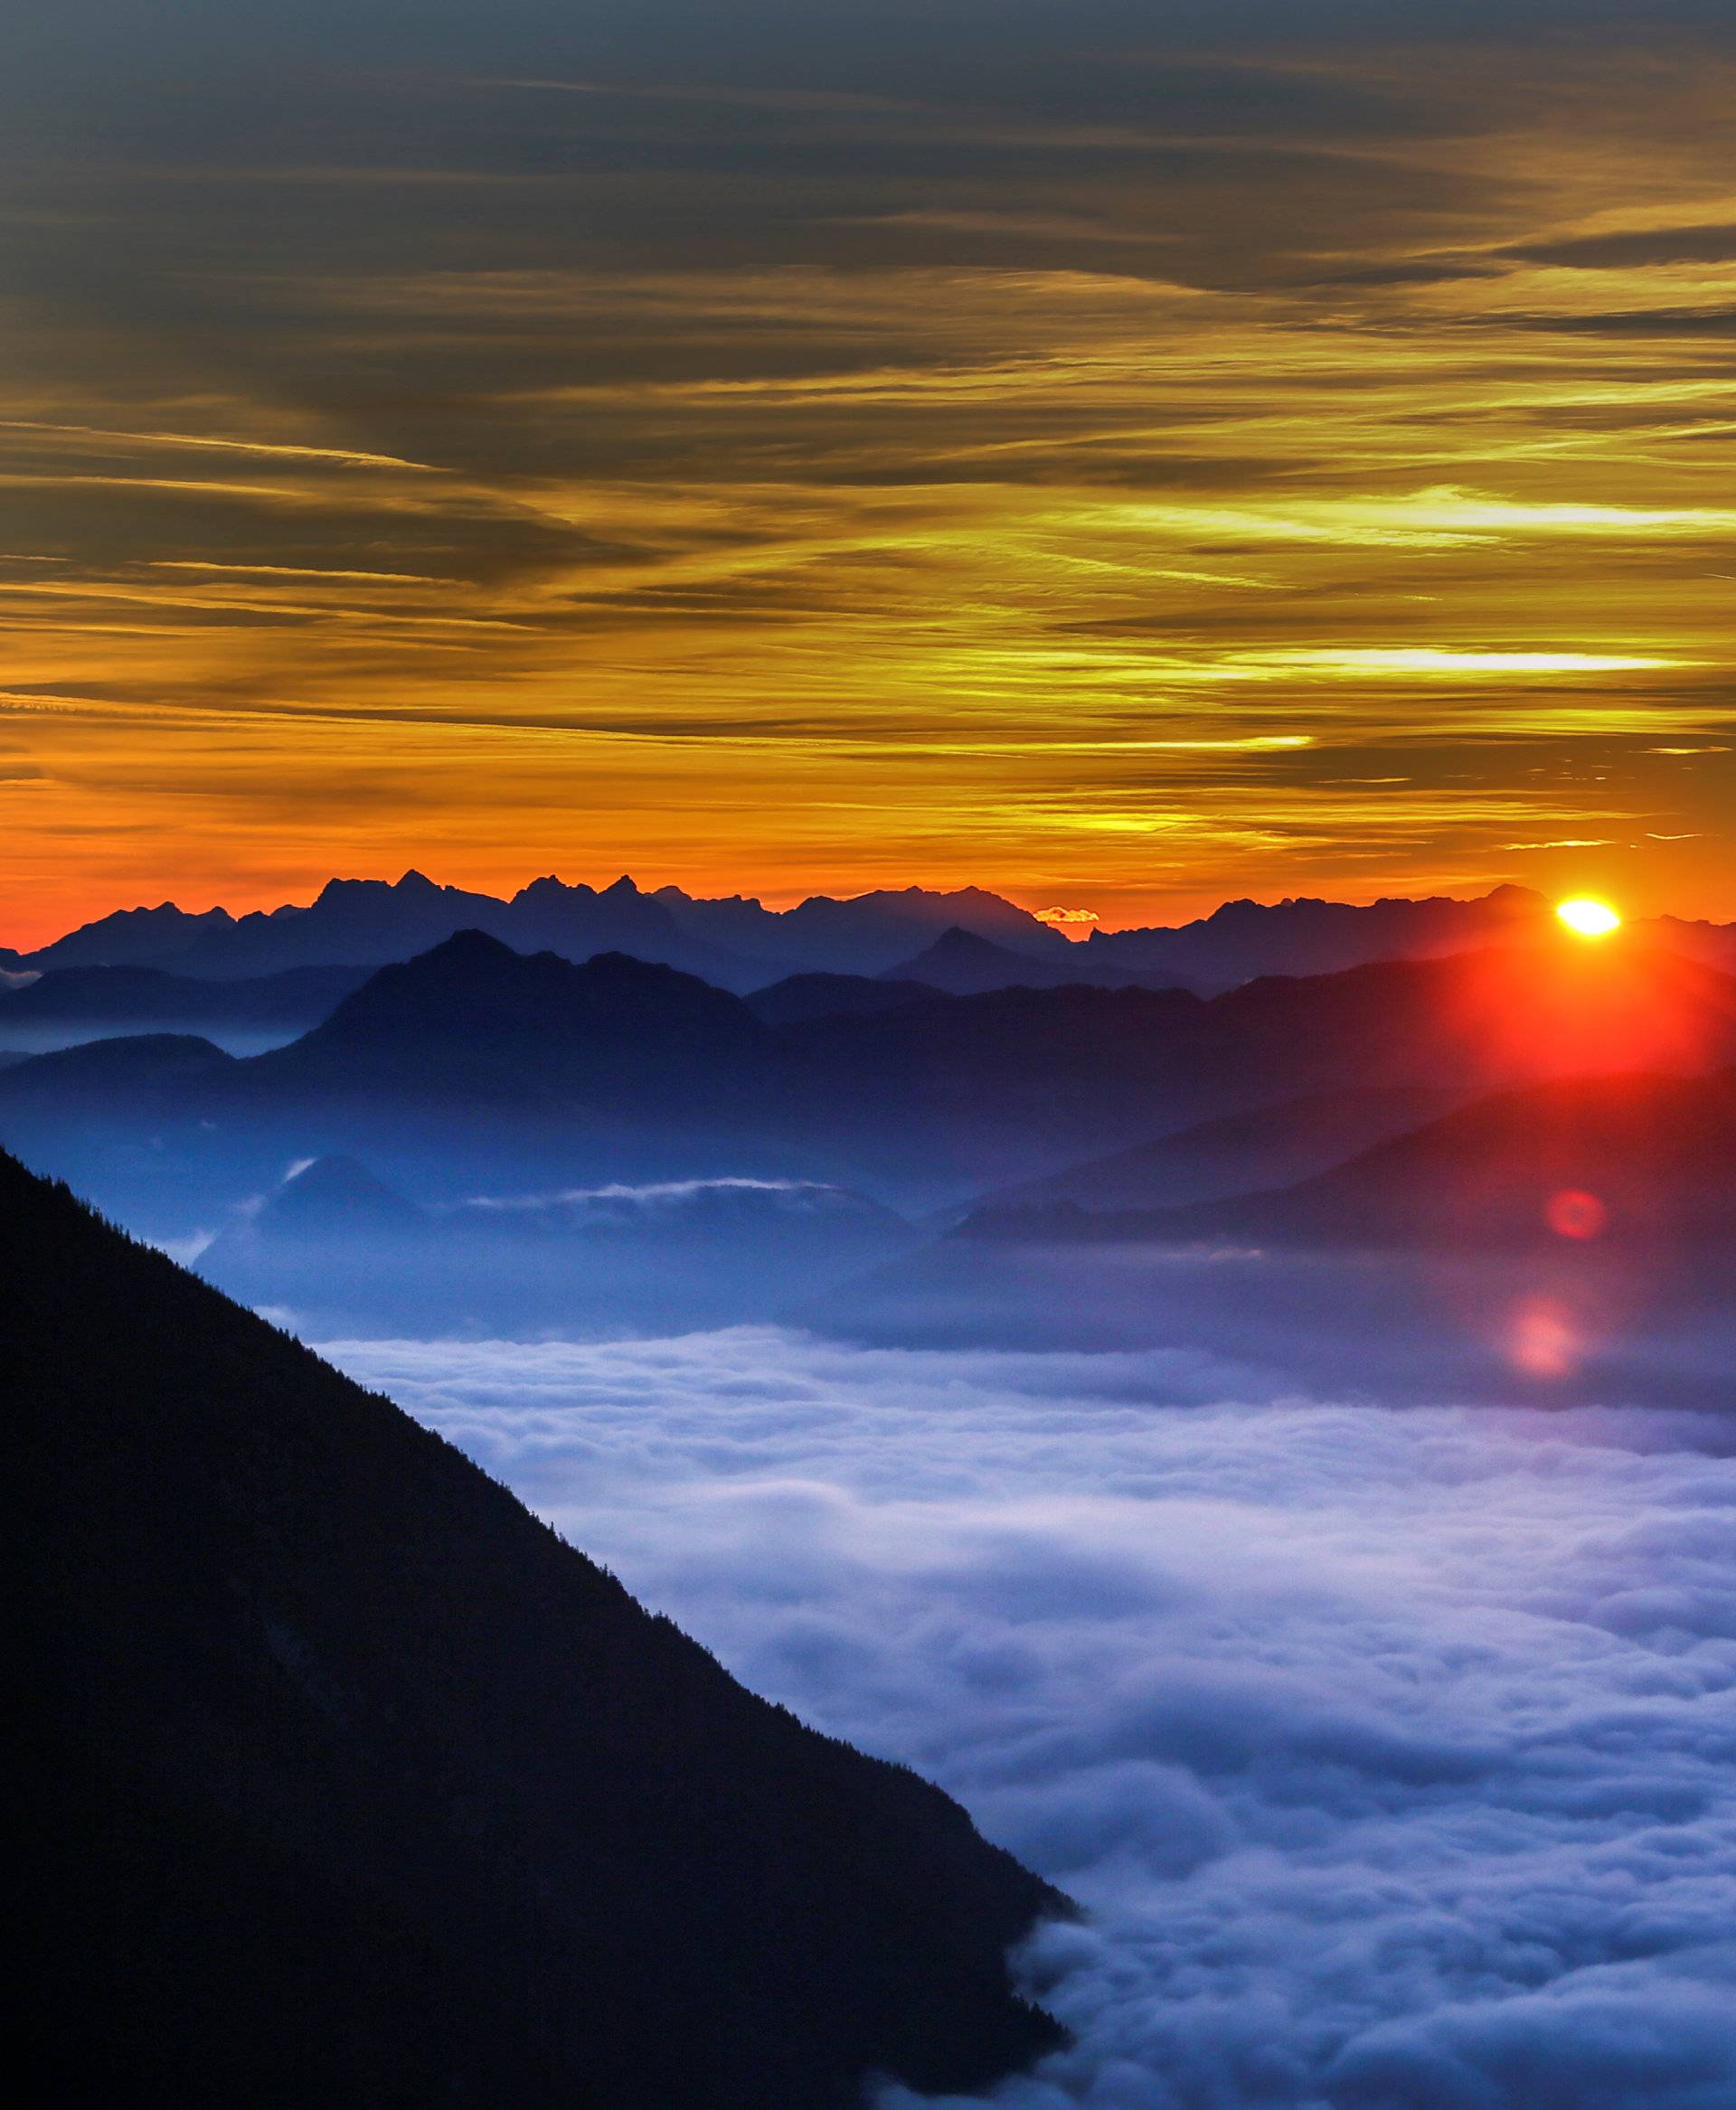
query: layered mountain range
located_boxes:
[3,909,1734,1367]
[826,1062,1736,1404]
[9,871,1075,991]
[10,920,1734,1231]
[15,871,1735,1005]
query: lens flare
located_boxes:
[1510,1296,1579,1380]
[1556,897,1621,937]
[1545,1188,1608,1240]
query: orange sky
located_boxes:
[3,7,1734,947]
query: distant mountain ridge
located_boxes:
[15,872,1076,992]
[25,900,241,972]
[1075,883,1560,989]
[657,881,1071,979]
[24,873,1728,1000]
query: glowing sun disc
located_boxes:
[1556,897,1621,938]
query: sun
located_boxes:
[1555,897,1622,938]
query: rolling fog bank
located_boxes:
[332,1326,1736,2110]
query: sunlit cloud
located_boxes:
[1245,649,1687,677]
[0,419,437,474]
[148,561,439,584]
[1081,489,1736,550]
[1504,836,1616,850]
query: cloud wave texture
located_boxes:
[327,1328,1736,2108]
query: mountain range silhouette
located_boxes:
[18,871,1731,999]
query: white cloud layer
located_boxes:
[326,1328,1736,2110]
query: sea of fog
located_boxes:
[326,1328,1736,2110]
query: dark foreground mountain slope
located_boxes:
[8,1153,1066,2108]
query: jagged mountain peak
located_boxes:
[313,868,448,901]
[513,872,590,900]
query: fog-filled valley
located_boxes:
[14,875,1736,2105]
[335,1327,1736,2110]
